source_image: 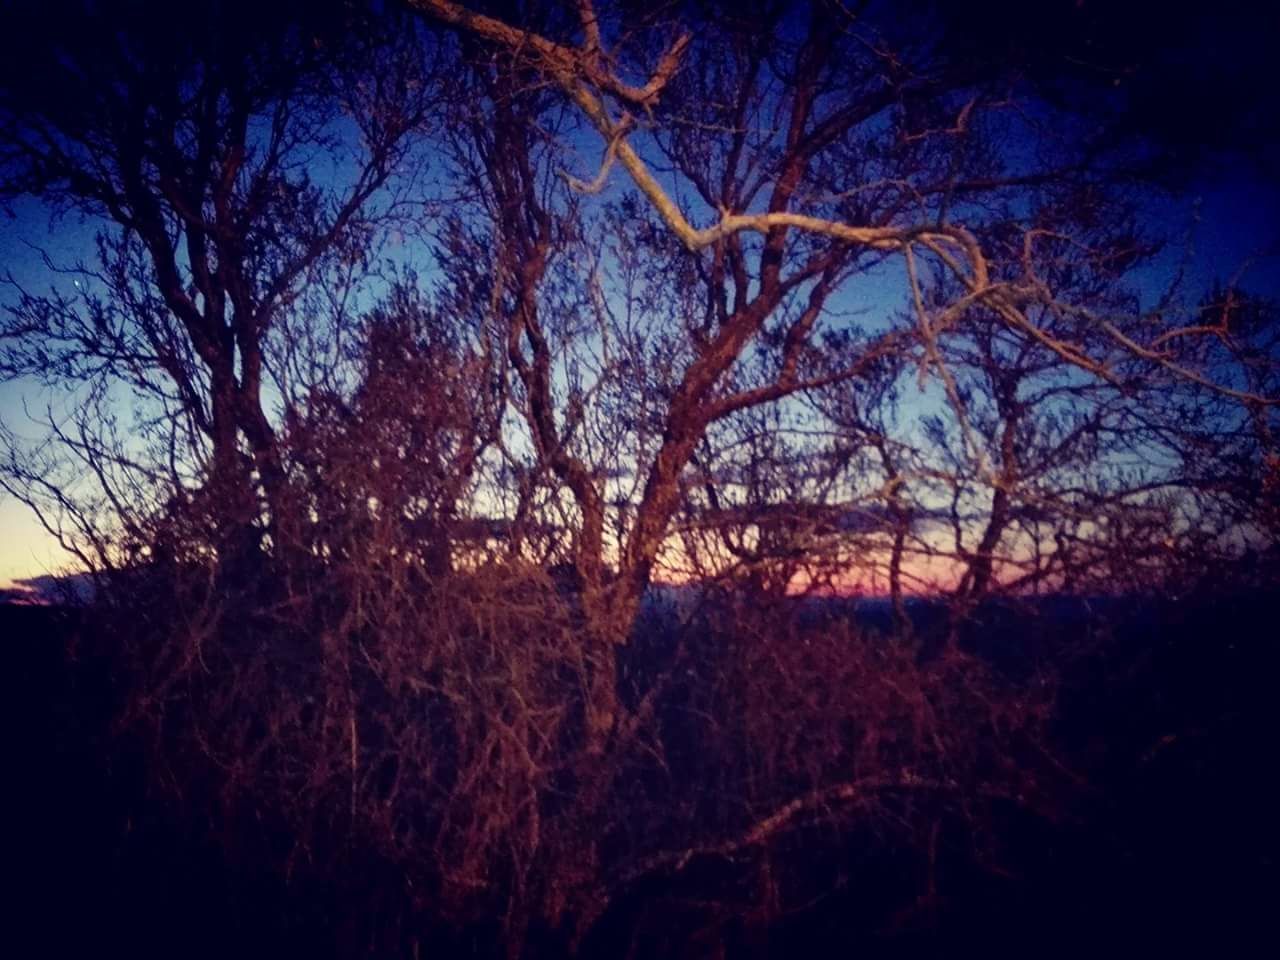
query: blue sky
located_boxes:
[1,121,1276,589]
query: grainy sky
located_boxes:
[3,177,1274,589]
[2,0,1277,590]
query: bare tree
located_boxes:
[385,0,1279,947]
[0,0,435,575]
[2,2,1277,957]
[402,0,1278,596]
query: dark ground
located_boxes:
[4,592,1277,958]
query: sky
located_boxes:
[4,179,1274,591]
[1,1,1278,592]
[0,200,99,588]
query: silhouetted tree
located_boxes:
[2,2,1277,957]
[0,0,434,574]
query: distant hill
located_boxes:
[0,571,95,605]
